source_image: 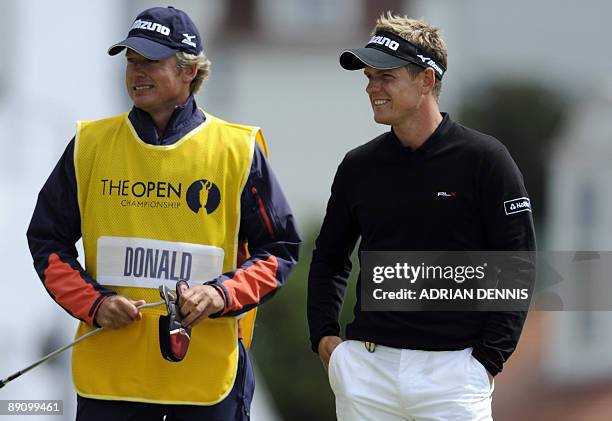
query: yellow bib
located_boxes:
[72,111,262,405]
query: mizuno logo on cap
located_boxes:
[417,54,444,76]
[182,34,197,48]
[369,35,399,51]
[131,19,170,36]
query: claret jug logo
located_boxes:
[186,179,221,214]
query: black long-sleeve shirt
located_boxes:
[28,96,301,326]
[307,113,535,376]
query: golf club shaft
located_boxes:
[0,300,165,389]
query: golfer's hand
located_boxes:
[95,295,145,329]
[179,285,225,328]
[318,335,343,371]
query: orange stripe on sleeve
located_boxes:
[222,256,279,313]
[44,253,102,325]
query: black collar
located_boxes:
[388,113,454,156]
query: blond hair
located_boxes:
[373,12,447,99]
[176,51,211,95]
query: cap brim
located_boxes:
[339,48,411,70]
[108,36,176,60]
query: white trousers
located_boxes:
[328,340,494,421]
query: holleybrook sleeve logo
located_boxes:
[504,197,532,215]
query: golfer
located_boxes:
[307,12,535,420]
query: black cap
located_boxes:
[340,31,445,79]
[108,6,202,60]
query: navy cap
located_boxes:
[108,6,203,60]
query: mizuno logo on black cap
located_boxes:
[363,31,446,79]
[368,35,400,51]
[417,54,444,77]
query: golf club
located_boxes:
[0,299,167,389]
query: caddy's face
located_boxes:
[125,49,190,115]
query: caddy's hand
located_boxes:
[95,295,146,329]
[178,284,225,327]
